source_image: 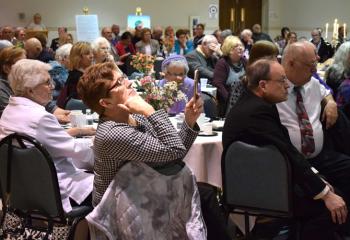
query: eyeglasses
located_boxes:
[166,72,185,78]
[42,78,55,87]
[107,74,128,93]
[300,60,318,69]
[267,76,289,85]
[100,46,110,51]
[233,44,244,50]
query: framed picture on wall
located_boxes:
[189,16,200,37]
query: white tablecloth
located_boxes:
[201,86,217,98]
[184,132,222,188]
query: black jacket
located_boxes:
[223,90,326,199]
[312,38,334,63]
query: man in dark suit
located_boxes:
[223,59,347,240]
[311,29,334,63]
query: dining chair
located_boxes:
[221,141,300,239]
[0,133,92,239]
[201,92,218,120]
[65,98,87,113]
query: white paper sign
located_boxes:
[208,4,218,19]
[75,15,99,42]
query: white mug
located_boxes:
[201,122,213,134]
[200,78,208,90]
[197,113,209,127]
[70,112,86,128]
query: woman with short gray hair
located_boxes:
[159,54,200,114]
[91,37,114,63]
[49,43,72,100]
[0,59,95,212]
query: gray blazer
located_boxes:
[185,49,218,83]
[135,39,160,56]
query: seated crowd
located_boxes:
[1,14,350,239]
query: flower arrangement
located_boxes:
[130,52,155,75]
[137,75,187,111]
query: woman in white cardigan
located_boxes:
[0,59,94,212]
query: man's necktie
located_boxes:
[294,87,315,157]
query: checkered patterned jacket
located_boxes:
[92,110,198,206]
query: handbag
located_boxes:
[0,138,71,240]
[1,209,71,240]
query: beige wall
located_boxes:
[266,0,350,40]
[0,0,219,42]
[1,0,350,43]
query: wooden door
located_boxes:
[219,0,262,34]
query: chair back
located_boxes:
[222,141,293,217]
[0,133,65,220]
[65,98,87,113]
[201,92,218,119]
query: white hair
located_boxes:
[202,35,218,45]
[9,59,51,96]
[163,60,189,74]
[55,43,72,61]
[240,29,252,38]
[91,37,111,52]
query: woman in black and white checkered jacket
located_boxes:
[77,62,204,206]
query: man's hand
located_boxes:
[321,96,338,129]
[322,191,348,224]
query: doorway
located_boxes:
[219,0,262,34]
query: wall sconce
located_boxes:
[136,7,142,16]
[241,8,245,22]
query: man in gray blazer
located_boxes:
[185,35,219,84]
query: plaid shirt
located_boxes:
[93,110,198,206]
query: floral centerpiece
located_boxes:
[138,75,187,111]
[131,52,187,111]
[130,52,155,75]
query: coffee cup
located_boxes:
[201,122,213,135]
[70,111,86,128]
[200,78,208,90]
[197,113,210,127]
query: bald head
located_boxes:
[152,26,163,40]
[282,41,318,86]
[283,41,315,64]
[24,38,42,59]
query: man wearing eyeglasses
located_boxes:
[224,58,348,239]
[277,41,350,237]
[310,28,334,63]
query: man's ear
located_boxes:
[259,80,267,92]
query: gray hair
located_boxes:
[202,35,218,45]
[162,59,189,74]
[9,59,51,96]
[220,29,233,40]
[240,29,252,38]
[91,37,111,52]
[55,43,72,61]
[327,41,350,80]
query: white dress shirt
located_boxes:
[276,77,331,159]
[0,96,94,212]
